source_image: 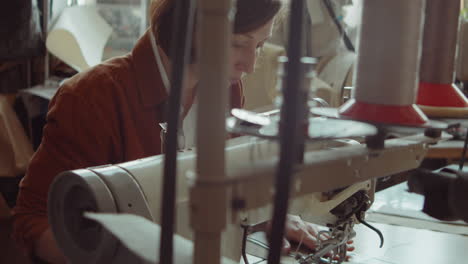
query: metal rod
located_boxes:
[322,0,355,52]
[192,0,234,262]
[43,0,50,83]
[267,0,306,263]
[159,0,196,264]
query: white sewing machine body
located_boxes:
[48,131,435,263]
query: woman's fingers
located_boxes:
[305,222,320,237]
[300,232,319,251]
[281,214,357,261]
[282,237,291,254]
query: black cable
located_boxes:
[322,0,355,53]
[267,0,307,263]
[159,1,196,264]
[241,224,250,264]
[458,129,468,171]
[359,219,384,248]
[353,195,384,248]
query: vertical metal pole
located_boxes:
[191,0,234,263]
[267,0,306,263]
[159,1,196,264]
[42,0,50,83]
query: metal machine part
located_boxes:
[227,108,378,140]
[295,219,355,264]
[274,56,319,116]
[47,129,433,264]
[293,189,383,264]
[244,219,355,264]
[292,191,366,264]
[49,137,361,263]
[48,167,152,264]
[311,106,448,131]
[242,184,376,264]
[192,0,234,261]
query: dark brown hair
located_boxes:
[150,0,282,62]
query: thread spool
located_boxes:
[338,0,430,126]
[417,0,468,116]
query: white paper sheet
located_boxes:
[46,5,112,72]
[84,212,238,264]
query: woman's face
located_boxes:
[230,19,275,84]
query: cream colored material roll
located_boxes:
[84,213,238,264]
[354,0,425,106]
[194,1,233,261]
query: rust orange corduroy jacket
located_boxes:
[12,30,244,255]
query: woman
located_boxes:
[13,0,349,263]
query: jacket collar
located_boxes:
[131,30,168,108]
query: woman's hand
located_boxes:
[269,215,355,260]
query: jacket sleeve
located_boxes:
[11,90,117,256]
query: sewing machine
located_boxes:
[46,0,467,264]
[48,126,438,263]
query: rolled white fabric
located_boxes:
[84,213,238,264]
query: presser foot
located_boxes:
[292,217,355,264]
